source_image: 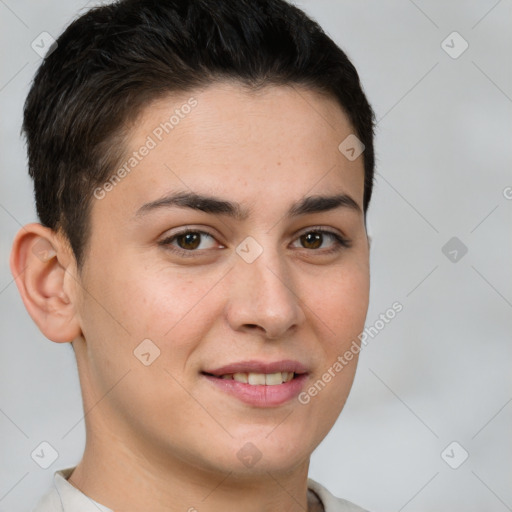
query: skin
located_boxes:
[11,82,370,512]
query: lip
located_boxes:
[204,359,308,376]
[202,359,309,407]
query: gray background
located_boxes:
[1,1,511,511]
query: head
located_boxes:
[12,0,375,483]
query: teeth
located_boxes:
[265,372,283,385]
[248,372,266,385]
[218,372,295,385]
[233,372,248,383]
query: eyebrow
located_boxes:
[135,191,361,220]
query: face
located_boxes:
[74,82,369,477]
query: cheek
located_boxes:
[297,271,368,440]
[299,257,369,410]
[92,260,229,364]
[306,260,370,346]
[134,270,226,336]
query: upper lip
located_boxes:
[203,359,309,376]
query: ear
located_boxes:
[10,223,82,343]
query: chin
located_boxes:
[224,426,315,474]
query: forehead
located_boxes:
[94,82,365,221]
[136,82,356,156]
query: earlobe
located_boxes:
[10,223,82,343]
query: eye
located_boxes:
[159,227,350,258]
[291,228,350,253]
[159,229,222,255]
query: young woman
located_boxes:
[11,1,375,510]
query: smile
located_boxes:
[201,360,309,407]
[217,371,295,385]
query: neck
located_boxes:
[69,421,315,512]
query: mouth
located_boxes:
[201,360,309,407]
[203,371,296,385]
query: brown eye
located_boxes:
[300,232,323,249]
[291,228,351,253]
[176,232,202,250]
[159,229,220,254]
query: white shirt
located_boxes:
[32,468,369,512]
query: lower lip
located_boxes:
[203,373,308,407]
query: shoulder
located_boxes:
[31,468,112,512]
[31,468,74,512]
[307,478,370,512]
[31,484,63,512]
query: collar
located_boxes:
[39,467,365,512]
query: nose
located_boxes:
[225,247,306,340]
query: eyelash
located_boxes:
[158,227,351,258]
